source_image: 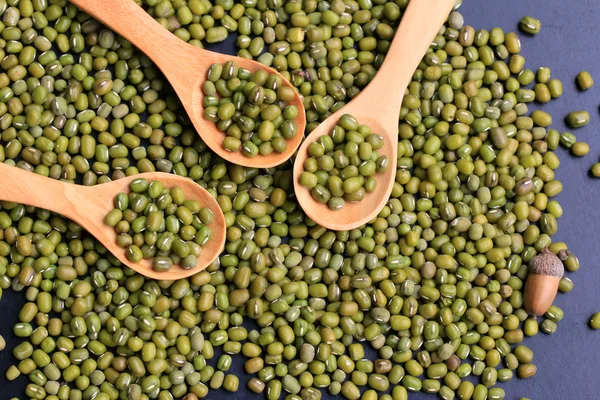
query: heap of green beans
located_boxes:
[299,114,390,210]
[104,178,214,271]
[202,61,299,158]
[0,0,586,400]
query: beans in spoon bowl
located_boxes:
[104,178,215,272]
[298,114,391,211]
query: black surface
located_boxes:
[3,1,600,399]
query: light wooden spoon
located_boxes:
[0,164,226,280]
[69,0,306,169]
[293,0,454,231]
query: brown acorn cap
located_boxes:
[528,248,564,278]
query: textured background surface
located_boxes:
[2,1,600,399]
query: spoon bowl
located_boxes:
[190,56,307,169]
[70,0,306,169]
[294,117,396,231]
[0,163,226,280]
[293,0,455,231]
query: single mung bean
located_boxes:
[566,111,590,128]
[519,16,541,34]
[576,71,594,90]
[590,312,600,329]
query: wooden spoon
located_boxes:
[69,0,306,169]
[0,164,226,280]
[293,0,454,231]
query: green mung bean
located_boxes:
[519,16,541,34]
[566,110,591,128]
[590,312,600,329]
[517,364,537,379]
[576,71,594,90]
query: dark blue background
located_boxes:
[2,1,600,399]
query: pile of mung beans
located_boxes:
[0,0,585,400]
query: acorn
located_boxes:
[524,248,564,316]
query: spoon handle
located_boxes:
[358,0,455,124]
[0,163,87,221]
[69,0,192,73]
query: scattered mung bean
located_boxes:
[590,163,600,177]
[576,71,594,90]
[571,142,590,156]
[566,110,591,128]
[520,16,541,34]
[590,312,600,329]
